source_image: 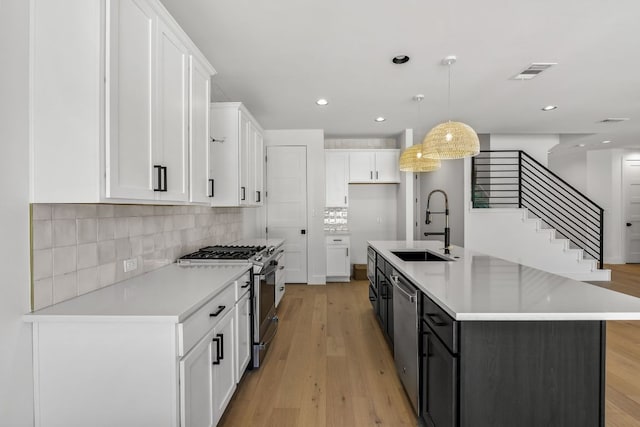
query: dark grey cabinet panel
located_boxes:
[422,320,457,427]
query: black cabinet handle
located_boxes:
[161,166,167,191]
[426,313,447,326]
[279,287,285,291]
[208,179,215,198]
[154,165,163,191]
[627,222,632,227]
[370,171,373,180]
[241,281,250,289]
[217,333,224,361]
[241,186,246,201]
[256,191,261,203]
[209,305,225,317]
[212,336,221,365]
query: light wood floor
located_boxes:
[220,265,640,427]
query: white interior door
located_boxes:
[266,146,308,283]
[625,159,640,262]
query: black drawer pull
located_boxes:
[212,336,221,365]
[426,313,447,326]
[280,287,285,291]
[208,179,215,198]
[217,333,224,361]
[210,305,226,317]
[241,281,250,289]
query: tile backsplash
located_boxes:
[31,204,243,310]
[324,208,349,232]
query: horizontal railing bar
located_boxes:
[521,186,600,238]
[521,154,603,211]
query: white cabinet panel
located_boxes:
[347,150,400,184]
[326,236,350,281]
[325,151,349,207]
[235,292,251,382]
[156,19,189,202]
[189,57,212,204]
[210,103,265,207]
[212,308,236,425]
[106,0,156,200]
[180,329,215,427]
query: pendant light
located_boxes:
[399,144,441,172]
[422,56,479,160]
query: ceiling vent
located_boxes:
[510,63,557,80]
[599,118,630,123]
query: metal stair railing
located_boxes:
[471,150,605,269]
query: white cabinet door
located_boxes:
[180,329,215,427]
[275,255,286,307]
[375,151,401,183]
[325,151,349,207]
[239,110,251,205]
[327,246,350,277]
[235,292,251,383]
[212,308,236,424]
[349,152,376,183]
[156,20,189,202]
[253,128,264,205]
[189,56,212,204]
[106,0,156,200]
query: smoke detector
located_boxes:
[510,63,557,80]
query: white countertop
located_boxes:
[369,240,640,321]
[25,264,251,323]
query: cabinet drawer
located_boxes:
[326,236,349,245]
[422,296,458,354]
[179,284,236,356]
[235,272,252,300]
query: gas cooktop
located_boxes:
[178,245,267,263]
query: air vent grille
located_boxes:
[510,63,557,80]
[599,118,630,123]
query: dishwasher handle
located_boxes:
[392,275,417,303]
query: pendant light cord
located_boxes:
[447,61,452,122]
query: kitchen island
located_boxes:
[368,240,640,427]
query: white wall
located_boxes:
[587,150,624,264]
[490,134,559,166]
[349,185,398,265]
[0,0,35,425]
[264,130,326,284]
[396,129,414,241]
[548,150,587,193]
[419,159,465,246]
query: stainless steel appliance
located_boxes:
[178,244,282,368]
[392,270,419,414]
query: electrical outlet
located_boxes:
[123,258,138,273]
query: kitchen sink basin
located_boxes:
[391,250,453,262]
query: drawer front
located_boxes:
[326,236,349,245]
[179,283,236,356]
[422,296,458,354]
[235,272,252,300]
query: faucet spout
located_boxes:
[424,189,451,254]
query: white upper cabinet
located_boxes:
[189,57,213,204]
[348,150,401,183]
[210,102,265,207]
[30,0,215,204]
[325,151,349,207]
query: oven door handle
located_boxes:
[258,316,279,349]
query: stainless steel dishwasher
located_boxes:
[392,270,419,414]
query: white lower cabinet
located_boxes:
[28,266,250,427]
[326,235,351,281]
[212,309,236,425]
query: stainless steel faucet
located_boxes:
[424,189,450,254]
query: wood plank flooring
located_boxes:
[220,265,640,427]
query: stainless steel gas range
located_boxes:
[178,243,283,368]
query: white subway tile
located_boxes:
[97,204,114,218]
[97,218,115,241]
[32,204,52,220]
[33,278,53,310]
[75,204,97,218]
[32,220,52,250]
[33,249,53,281]
[97,240,116,264]
[53,219,77,246]
[114,217,128,239]
[53,272,77,303]
[77,267,99,295]
[98,262,116,287]
[128,217,143,237]
[77,218,97,244]
[77,242,98,269]
[53,246,77,276]
[115,238,131,260]
[53,205,77,219]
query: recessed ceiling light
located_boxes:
[392,55,410,64]
[375,117,386,122]
[602,140,612,144]
[541,105,558,111]
[316,98,328,106]
[578,144,586,147]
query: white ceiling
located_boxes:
[160,0,640,153]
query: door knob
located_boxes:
[301,229,306,235]
[627,222,633,227]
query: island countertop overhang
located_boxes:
[368,240,640,321]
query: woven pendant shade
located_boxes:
[421,121,480,160]
[399,145,441,172]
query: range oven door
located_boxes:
[253,260,278,368]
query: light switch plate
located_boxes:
[123,258,138,273]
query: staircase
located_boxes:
[468,151,610,282]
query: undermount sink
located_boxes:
[391,250,453,262]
